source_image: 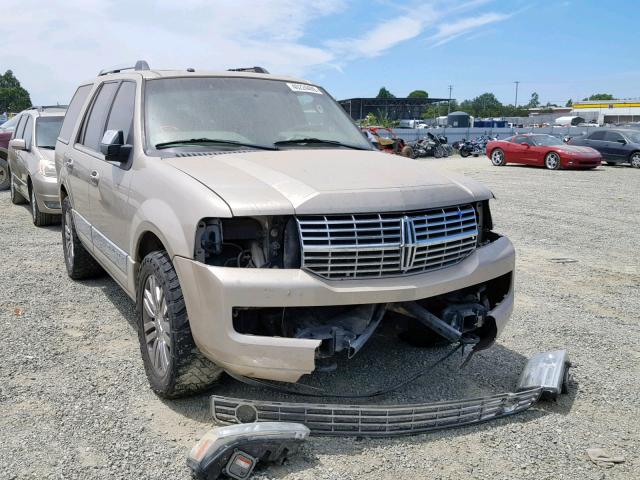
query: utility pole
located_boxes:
[514,81,520,108]
[447,85,453,115]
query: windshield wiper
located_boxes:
[274,138,369,150]
[155,138,277,150]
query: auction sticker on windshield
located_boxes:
[286,83,323,95]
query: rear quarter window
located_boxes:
[58,85,92,144]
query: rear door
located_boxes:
[583,130,607,158]
[56,84,93,234]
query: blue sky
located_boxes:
[2,0,638,106]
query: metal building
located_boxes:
[572,100,640,124]
[339,97,450,121]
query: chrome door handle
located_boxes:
[89,171,100,186]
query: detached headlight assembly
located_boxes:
[38,159,57,177]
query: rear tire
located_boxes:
[545,152,561,170]
[137,250,223,398]
[401,145,415,158]
[490,148,506,166]
[0,159,9,191]
[61,196,103,279]
[630,152,640,168]
[30,185,59,227]
[460,149,470,158]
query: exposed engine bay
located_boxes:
[232,273,511,371]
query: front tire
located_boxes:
[10,170,26,204]
[0,159,9,191]
[545,152,561,170]
[490,148,506,166]
[630,152,640,168]
[460,149,470,158]
[137,251,223,398]
[30,186,59,227]
[61,196,103,279]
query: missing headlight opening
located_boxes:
[233,273,511,371]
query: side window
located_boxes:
[513,135,526,144]
[588,131,606,141]
[105,82,136,144]
[604,131,624,142]
[59,84,92,144]
[80,82,119,151]
[23,116,34,149]
[12,115,26,140]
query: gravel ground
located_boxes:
[0,157,638,480]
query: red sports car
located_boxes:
[486,133,601,170]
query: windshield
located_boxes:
[36,117,64,148]
[0,115,20,132]
[532,135,563,146]
[627,132,640,143]
[144,77,371,151]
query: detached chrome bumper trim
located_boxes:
[211,388,542,437]
[210,350,569,437]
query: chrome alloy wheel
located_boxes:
[491,149,504,165]
[64,209,74,265]
[143,274,171,375]
[631,152,640,168]
[545,152,560,170]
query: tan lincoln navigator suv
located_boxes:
[56,61,515,398]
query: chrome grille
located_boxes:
[297,204,478,280]
[211,388,542,437]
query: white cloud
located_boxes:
[429,12,511,47]
[0,0,515,104]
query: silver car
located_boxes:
[7,106,66,226]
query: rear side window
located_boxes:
[105,82,136,144]
[80,82,118,151]
[59,85,92,144]
[23,116,34,149]
[588,131,606,140]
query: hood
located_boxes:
[165,150,492,216]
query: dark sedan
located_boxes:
[568,129,640,168]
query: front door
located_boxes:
[603,131,627,162]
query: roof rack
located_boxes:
[227,66,269,74]
[98,60,150,76]
[28,105,68,112]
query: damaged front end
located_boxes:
[232,272,511,372]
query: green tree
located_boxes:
[582,93,614,101]
[565,98,573,107]
[526,92,540,108]
[0,70,32,112]
[376,87,395,99]
[408,90,428,98]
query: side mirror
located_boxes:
[9,138,26,151]
[100,130,131,162]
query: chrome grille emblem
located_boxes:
[400,216,417,272]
